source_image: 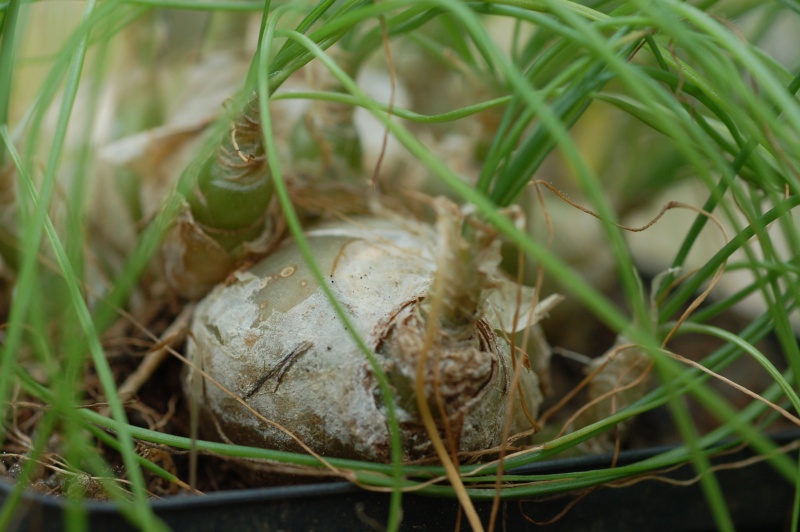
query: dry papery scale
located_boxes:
[184,198,561,462]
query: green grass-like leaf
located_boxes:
[2,1,800,530]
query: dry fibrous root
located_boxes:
[184,198,560,461]
[573,338,652,454]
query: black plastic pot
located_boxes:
[2,432,798,531]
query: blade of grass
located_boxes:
[1,125,167,530]
[0,0,18,166]
[259,14,408,531]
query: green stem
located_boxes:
[0,0,19,269]
[185,94,275,252]
[262,21,407,531]
[0,0,18,157]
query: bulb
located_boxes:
[184,204,558,461]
